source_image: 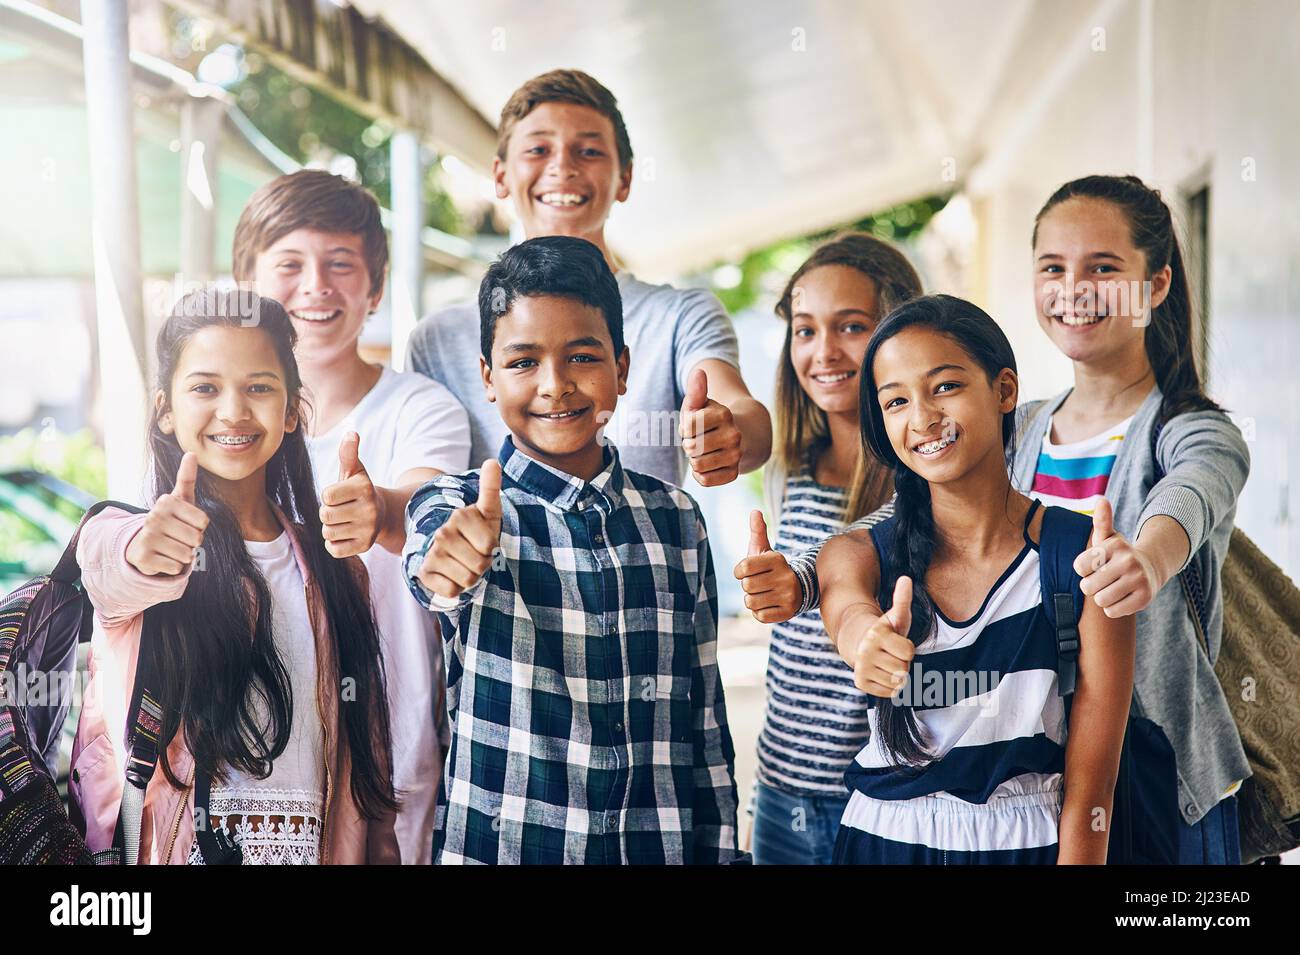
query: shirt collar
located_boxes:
[498,435,626,514]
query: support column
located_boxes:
[389,131,425,372]
[181,93,224,284]
[81,0,148,502]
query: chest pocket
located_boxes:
[623,585,694,747]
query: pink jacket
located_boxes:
[70,506,399,865]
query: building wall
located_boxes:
[970,0,1299,577]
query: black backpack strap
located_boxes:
[193,770,243,865]
[1036,504,1092,707]
[111,608,164,864]
[867,515,899,607]
[1039,501,1149,863]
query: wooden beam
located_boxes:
[166,0,496,171]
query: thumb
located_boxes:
[747,510,771,557]
[886,575,913,636]
[682,367,708,412]
[475,458,502,521]
[1090,496,1115,547]
[338,431,365,483]
[174,452,198,504]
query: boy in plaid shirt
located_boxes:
[403,236,743,864]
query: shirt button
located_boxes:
[607,813,619,828]
[613,721,624,733]
[1185,803,1197,817]
[593,534,605,545]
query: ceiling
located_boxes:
[331,0,1101,275]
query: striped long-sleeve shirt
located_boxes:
[756,469,893,798]
[403,437,742,864]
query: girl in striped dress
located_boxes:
[819,295,1136,864]
[735,233,922,864]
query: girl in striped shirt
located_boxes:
[735,233,921,864]
[819,295,1136,864]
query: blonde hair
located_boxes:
[773,232,923,522]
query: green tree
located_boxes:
[707,194,950,314]
[167,12,483,238]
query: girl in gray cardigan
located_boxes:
[1021,175,1249,864]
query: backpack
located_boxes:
[1039,504,1181,864]
[1151,425,1300,863]
[0,501,150,863]
[0,500,238,865]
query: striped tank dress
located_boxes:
[834,499,1093,864]
[754,469,873,798]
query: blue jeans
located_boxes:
[1177,794,1241,864]
[752,781,849,865]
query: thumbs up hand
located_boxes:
[1072,496,1160,618]
[126,452,210,576]
[850,575,917,698]
[747,509,772,557]
[319,431,383,558]
[679,367,743,488]
[417,459,503,600]
[732,510,800,624]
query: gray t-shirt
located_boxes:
[406,272,741,487]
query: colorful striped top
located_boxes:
[755,467,872,799]
[1030,414,1134,515]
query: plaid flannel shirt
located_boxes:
[403,437,741,864]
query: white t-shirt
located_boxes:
[304,365,471,864]
[190,531,325,865]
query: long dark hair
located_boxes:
[774,232,924,521]
[1032,174,1220,424]
[858,294,1019,766]
[148,288,396,817]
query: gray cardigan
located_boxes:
[1012,386,1250,825]
[791,385,1250,824]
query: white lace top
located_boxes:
[188,532,326,865]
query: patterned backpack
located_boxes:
[0,501,157,864]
